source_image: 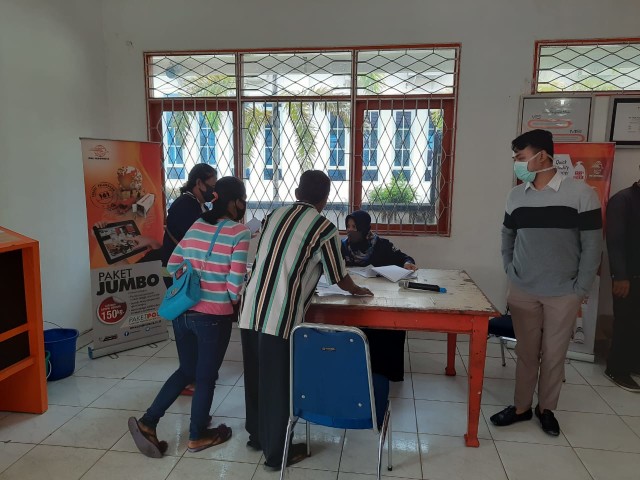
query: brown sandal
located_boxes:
[128,417,168,458]
[187,424,232,453]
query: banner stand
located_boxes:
[88,331,169,359]
[81,138,169,358]
[554,143,615,361]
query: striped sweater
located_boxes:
[239,202,348,339]
[168,218,250,315]
[502,172,602,297]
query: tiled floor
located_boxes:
[2,328,640,479]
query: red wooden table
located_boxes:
[307,269,499,447]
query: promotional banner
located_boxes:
[81,138,169,358]
[554,142,615,358]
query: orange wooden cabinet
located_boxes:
[0,227,48,413]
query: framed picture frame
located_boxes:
[607,96,640,147]
[518,95,593,142]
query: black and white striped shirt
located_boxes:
[502,172,602,297]
[239,202,347,339]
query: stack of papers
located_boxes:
[316,275,350,296]
[349,265,417,283]
[348,266,378,278]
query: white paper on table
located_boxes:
[348,266,379,278]
[245,218,262,234]
[370,265,417,282]
[315,283,351,296]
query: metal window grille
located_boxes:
[535,40,640,93]
[146,46,459,234]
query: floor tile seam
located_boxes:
[0,441,37,476]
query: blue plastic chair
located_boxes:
[280,324,392,480]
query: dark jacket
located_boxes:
[161,193,204,266]
[341,210,415,268]
[342,237,416,269]
[607,182,640,280]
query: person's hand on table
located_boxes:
[351,285,374,296]
[404,262,418,271]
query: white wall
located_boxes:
[100,0,640,314]
[0,0,108,331]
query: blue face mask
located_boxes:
[513,152,555,183]
[513,161,537,183]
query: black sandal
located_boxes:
[128,417,168,458]
[187,424,232,453]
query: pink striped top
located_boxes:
[168,219,250,315]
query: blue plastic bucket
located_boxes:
[44,328,79,381]
[45,351,51,378]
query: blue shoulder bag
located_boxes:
[158,220,228,320]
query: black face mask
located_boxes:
[234,199,247,221]
[200,184,215,203]
[347,230,364,243]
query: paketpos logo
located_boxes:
[90,145,109,158]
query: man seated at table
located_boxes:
[341,209,417,385]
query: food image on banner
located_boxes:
[554,143,615,357]
[81,138,169,358]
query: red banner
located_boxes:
[554,143,615,357]
[554,142,615,228]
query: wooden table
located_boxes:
[306,269,499,447]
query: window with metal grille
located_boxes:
[535,39,640,93]
[363,112,379,182]
[146,45,459,234]
[163,112,185,181]
[198,112,217,166]
[329,113,347,181]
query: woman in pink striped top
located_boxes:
[128,177,250,457]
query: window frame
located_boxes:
[145,44,460,236]
[533,38,640,94]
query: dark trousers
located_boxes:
[142,312,232,439]
[607,279,640,375]
[241,328,290,468]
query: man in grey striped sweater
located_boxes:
[490,129,602,436]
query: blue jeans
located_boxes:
[141,311,232,439]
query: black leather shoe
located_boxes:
[490,405,533,426]
[605,369,640,392]
[535,406,560,436]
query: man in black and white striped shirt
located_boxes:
[239,170,372,470]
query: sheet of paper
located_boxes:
[348,266,378,278]
[315,283,351,296]
[370,265,416,283]
[245,218,262,234]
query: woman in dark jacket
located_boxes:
[161,164,217,279]
[341,210,416,383]
[162,163,217,396]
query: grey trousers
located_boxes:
[508,283,582,411]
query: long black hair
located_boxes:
[179,163,217,194]
[201,176,246,225]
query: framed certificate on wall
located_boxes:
[519,95,593,142]
[608,96,640,147]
